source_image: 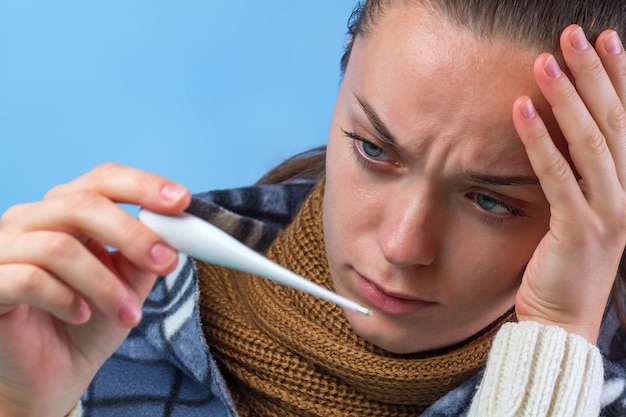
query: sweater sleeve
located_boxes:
[468,321,604,417]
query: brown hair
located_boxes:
[260,0,626,327]
[340,0,626,75]
[255,146,326,185]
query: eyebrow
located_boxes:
[355,94,403,154]
[462,171,540,186]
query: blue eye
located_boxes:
[475,194,516,215]
[342,128,398,168]
[360,140,386,159]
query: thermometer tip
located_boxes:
[356,306,373,316]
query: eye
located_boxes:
[472,193,524,216]
[475,194,512,215]
[358,140,387,160]
[342,129,395,165]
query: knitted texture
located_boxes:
[467,322,603,417]
[198,181,516,416]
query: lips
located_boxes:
[357,274,436,316]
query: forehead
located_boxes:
[345,5,544,171]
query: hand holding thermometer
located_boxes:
[138,209,372,316]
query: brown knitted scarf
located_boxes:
[198,182,515,416]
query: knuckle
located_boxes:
[116,220,160,265]
[57,290,80,313]
[560,82,582,103]
[121,220,151,248]
[134,173,156,195]
[95,276,126,308]
[13,265,45,295]
[580,125,608,156]
[89,162,122,181]
[0,203,30,229]
[584,56,607,81]
[63,189,104,213]
[544,150,572,180]
[45,163,122,200]
[39,233,80,259]
[606,102,626,133]
[44,182,71,200]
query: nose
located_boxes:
[377,191,442,268]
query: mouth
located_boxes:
[357,274,437,317]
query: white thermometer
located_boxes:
[138,209,371,316]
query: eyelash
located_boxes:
[468,192,526,227]
[342,129,394,170]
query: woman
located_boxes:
[1,0,625,416]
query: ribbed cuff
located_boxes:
[468,321,603,417]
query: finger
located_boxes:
[558,25,626,187]
[45,162,191,213]
[0,231,142,327]
[596,30,626,113]
[559,26,623,131]
[1,193,179,277]
[0,264,90,325]
[82,239,159,302]
[595,29,626,184]
[533,51,622,206]
[109,251,164,304]
[512,96,585,217]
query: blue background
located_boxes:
[0,1,356,213]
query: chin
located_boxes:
[345,310,461,354]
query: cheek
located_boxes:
[323,136,376,276]
[448,225,546,305]
[324,133,365,231]
[323,158,358,259]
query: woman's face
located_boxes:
[324,5,557,353]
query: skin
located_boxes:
[0,164,191,417]
[324,5,626,353]
[325,6,551,354]
[0,3,625,416]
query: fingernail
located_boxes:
[75,299,91,323]
[520,98,537,120]
[161,184,187,202]
[570,27,589,51]
[544,55,562,79]
[118,298,142,326]
[150,242,177,265]
[605,31,623,55]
